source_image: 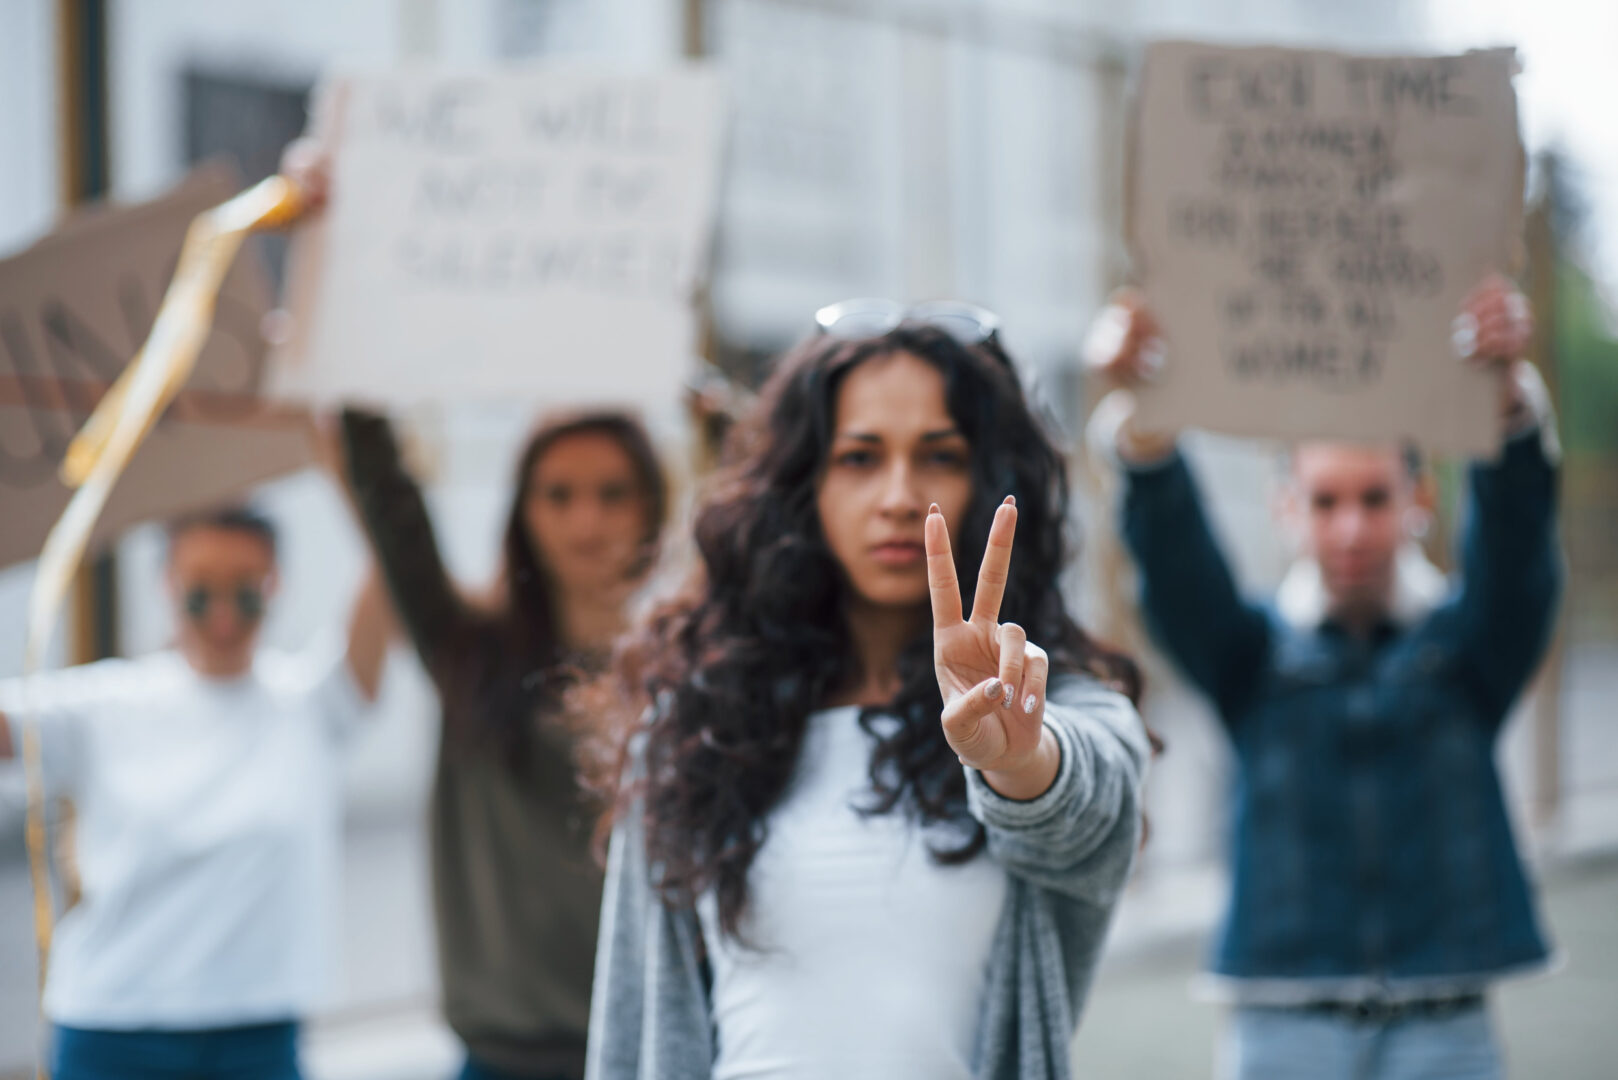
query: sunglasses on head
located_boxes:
[813,299,1003,348]
[182,584,266,623]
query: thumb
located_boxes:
[940,677,1006,763]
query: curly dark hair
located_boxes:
[607,324,1141,940]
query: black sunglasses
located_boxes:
[813,298,1003,347]
[182,584,266,623]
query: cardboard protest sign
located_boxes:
[0,167,312,570]
[1127,43,1523,455]
[272,65,725,412]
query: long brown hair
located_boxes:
[447,410,668,764]
[603,326,1141,939]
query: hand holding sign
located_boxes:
[272,66,724,413]
[1085,275,1538,463]
[925,496,1060,801]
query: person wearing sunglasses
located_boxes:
[584,303,1152,1080]
[0,504,392,1080]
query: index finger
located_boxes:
[925,503,964,628]
[970,496,1017,628]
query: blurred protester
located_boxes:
[585,308,1151,1080]
[338,406,667,1080]
[287,132,672,1080]
[0,505,391,1080]
[1086,276,1559,1080]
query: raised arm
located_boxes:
[1084,294,1270,717]
[1445,280,1562,722]
[343,569,394,702]
[923,499,1150,901]
[338,408,469,677]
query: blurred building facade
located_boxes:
[11,3,1611,1078]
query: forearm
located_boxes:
[1455,396,1562,705]
[340,408,463,669]
[344,570,395,702]
[1120,453,1268,709]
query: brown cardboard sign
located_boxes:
[0,167,311,570]
[1127,42,1524,455]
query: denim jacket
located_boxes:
[1119,428,1561,1002]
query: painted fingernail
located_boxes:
[1003,683,1016,707]
[1003,494,1016,507]
[1023,693,1038,715]
[929,503,940,515]
[985,679,1003,701]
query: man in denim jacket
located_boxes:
[1086,276,1560,1080]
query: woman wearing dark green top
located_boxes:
[339,407,667,1080]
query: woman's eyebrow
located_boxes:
[834,427,963,442]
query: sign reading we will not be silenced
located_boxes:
[273,66,724,411]
[1127,43,1524,455]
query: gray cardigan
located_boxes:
[584,676,1151,1080]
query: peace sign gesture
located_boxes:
[926,496,1061,801]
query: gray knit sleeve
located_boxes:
[964,675,1150,907]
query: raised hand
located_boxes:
[1082,288,1179,463]
[1453,274,1533,367]
[1453,275,1538,429]
[925,496,1061,801]
[280,136,332,212]
[1083,286,1164,387]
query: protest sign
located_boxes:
[0,167,311,569]
[1127,42,1523,455]
[272,65,725,412]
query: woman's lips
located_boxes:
[870,541,926,567]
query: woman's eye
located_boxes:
[600,483,633,505]
[543,486,572,506]
[836,450,876,468]
[927,450,968,468]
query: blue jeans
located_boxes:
[52,1021,301,1080]
[1220,1004,1503,1080]
[456,1058,574,1080]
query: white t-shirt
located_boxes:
[697,706,1009,1080]
[0,643,365,1030]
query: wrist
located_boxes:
[980,725,1061,801]
[1118,411,1179,465]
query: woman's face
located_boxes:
[815,351,974,612]
[523,431,649,594]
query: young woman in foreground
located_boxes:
[585,304,1152,1080]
